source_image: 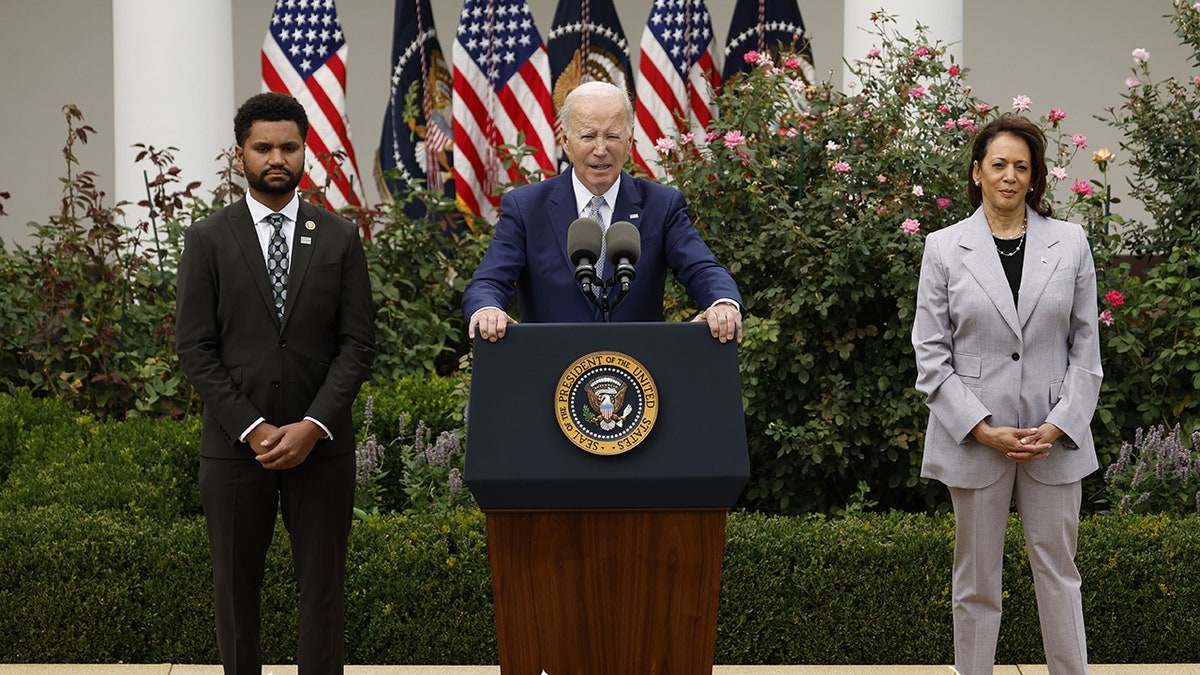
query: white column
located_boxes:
[842,0,962,92]
[113,0,235,234]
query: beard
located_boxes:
[246,167,302,195]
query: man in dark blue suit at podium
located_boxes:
[462,81,743,344]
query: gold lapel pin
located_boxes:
[305,220,316,231]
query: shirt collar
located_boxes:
[570,169,621,216]
[246,192,301,227]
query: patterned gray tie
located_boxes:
[586,195,606,280]
[266,213,289,318]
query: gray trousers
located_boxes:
[949,463,1089,675]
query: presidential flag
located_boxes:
[261,0,365,210]
[723,0,816,85]
[453,0,557,224]
[547,0,634,151]
[377,0,454,218]
[632,0,722,179]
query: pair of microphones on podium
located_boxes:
[567,216,641,322]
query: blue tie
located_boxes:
[266,213,289,318]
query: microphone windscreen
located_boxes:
[606,221,641,265]
[567,217,603,265]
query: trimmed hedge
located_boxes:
[3,506,1199,665]
[2,393,1199,665]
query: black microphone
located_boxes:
[605,221,640,293]
[567,217,604,294]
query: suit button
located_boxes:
[1011,353,1020,361]
[271,380,280,389]
[279,340,287,348]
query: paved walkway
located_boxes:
[2,665,1199,674]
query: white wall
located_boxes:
[0,1,1190,247]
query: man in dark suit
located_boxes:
[463,81,742,343]
[175,92,375,675]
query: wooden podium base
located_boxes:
[484,509,728,675]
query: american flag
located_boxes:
[453,0,557,223]
[547,0,633,170]
[262,0,365,210]
[378,0,454,219]
[632,0,722,179]
[723,0,816,85]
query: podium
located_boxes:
[465,322,749,674]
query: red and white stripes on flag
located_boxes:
[262,0,365,210]
[453,0,557,223]
[633,0,722,179]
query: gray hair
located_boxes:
[558,81,634,135]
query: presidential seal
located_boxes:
[554,351,658,456]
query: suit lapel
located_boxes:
[228,199,280,324]
[550,172,580,272]
[959,209,1022,338]
[613,171,645,228]
[1016,213,1062,328]
[280,202,320,332]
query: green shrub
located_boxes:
[1094,231,1200,442]
[3,503,1199,665]
[0,402,200,521]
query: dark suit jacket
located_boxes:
[176,197,375,459]
[462,169,742,322]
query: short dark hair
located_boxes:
[966,112,1053,218]
[233,93,310,147]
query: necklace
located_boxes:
[990,215,1027,257]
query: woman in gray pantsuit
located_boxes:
[912,113,1102,675]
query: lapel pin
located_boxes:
[629,214,640,220]
[305,220,316,231]
[300,236,312,245]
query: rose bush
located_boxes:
[653,11,1124,512]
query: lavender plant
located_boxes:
[397,414,470,514]
[1104,424,1200,515]
[353,395,389,519]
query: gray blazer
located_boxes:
[912,207,1102,489]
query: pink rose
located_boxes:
[900,219,920,235]
[1099,309,1114,326]
[654,137,677,155]
[1048,109,1067,124]
[1071,180,1093,196]
[1071,134,1088,148]
[1126,76,1141,88]
[948,66,961,76]
[936,198,951,209]
[867,47,881,59]
[1012,94,1032,112]
[834,161,851,173]
[912,185,924,197]
[784,57,801,70]
[1105,290,1125,306]
[914,46,930,57]
[938,104,950,113]
[909,86,926,98]
[723,130,746,149]
[744,50,762,65]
